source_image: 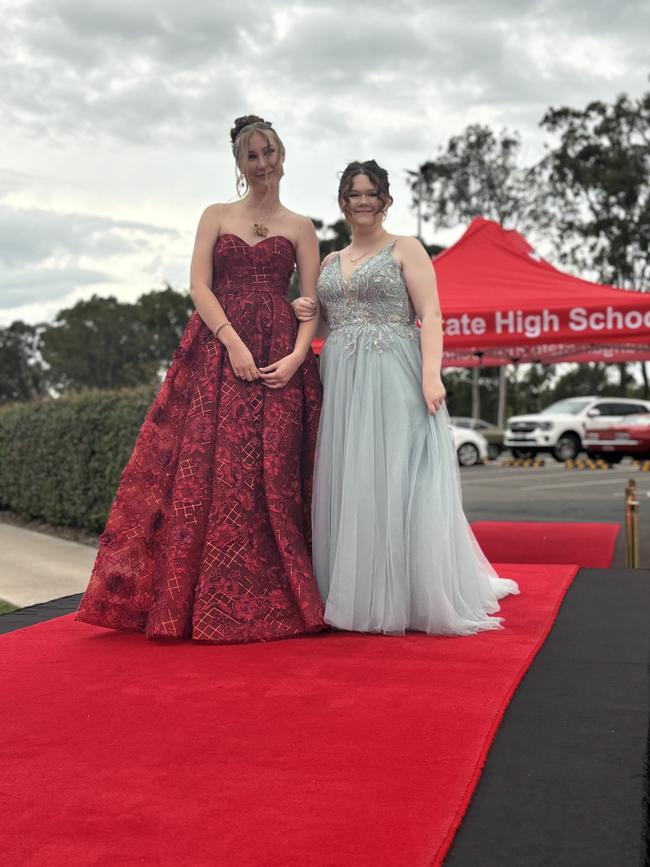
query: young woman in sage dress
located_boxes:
[76,115,325,643]
[294,160,519,635]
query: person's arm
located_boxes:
[292,250,337,322]
[291,218,322,357]
[189,205,259,381]
[397,237,446,415]
[259,218,321,389]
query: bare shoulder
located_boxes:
[392,234,428,257]
[393,235,434,269]
[285,211,318,239]
[197,202,226,229]
[320,250,339,269]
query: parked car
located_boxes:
[505,397,650,462]
[451,424,489,467]
[450,416,504,461]
[584,413,650,462]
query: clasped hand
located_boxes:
[292,297,317,322]
[258,353,302,389]
[227,340,301,389]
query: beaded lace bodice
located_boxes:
[317,241,419,352]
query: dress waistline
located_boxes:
[214,284,289,298]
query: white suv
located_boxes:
[505,396,650,462]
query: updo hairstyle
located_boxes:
[230,115,286,196]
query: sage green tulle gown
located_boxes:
[313,241,519,635]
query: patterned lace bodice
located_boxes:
[213,233,295,298]
[317,241,419,352]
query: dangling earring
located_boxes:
[236,172,248,198]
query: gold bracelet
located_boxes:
[213,320,232,338]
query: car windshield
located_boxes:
[540,398,593,416]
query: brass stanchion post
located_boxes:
[624,479,640,568]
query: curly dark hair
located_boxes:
[338,159,393,215]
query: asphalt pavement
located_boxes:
[460,457,650,568]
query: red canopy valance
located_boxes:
[434,218,650,367]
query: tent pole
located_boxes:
[471,366,480,419]
[497,365,507,428]
[471,352,484,420]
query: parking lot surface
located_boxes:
[460,458,650,568]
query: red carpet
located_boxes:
[471,521,619,568]
[0,564,576,867]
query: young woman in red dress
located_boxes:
[76,115,325,643]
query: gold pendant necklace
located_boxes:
[252,204,280,239]
[348,233,388,265]
[348,246,372,265]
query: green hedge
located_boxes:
[0,387,156,533]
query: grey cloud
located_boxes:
[1,0,261,143]
[0,168,42,195]
[419,0,646,29]
[550,0,650,32]
[1,59,246,146]
[32,0,271,62]
[3,0,648,151]
[0,206,178,269]
[264,4,629,146]
[290,103,356,143]
[0,267,110,309]
[271,10,430,85]
[370,121,434,154]
[52,0,168,42]
[0,203,181,316]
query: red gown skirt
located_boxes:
[76,233,325,643]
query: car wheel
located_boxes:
[511,447,538,459]
[487,443,501,461]
[552,433,581,462]
[457,442,480,467]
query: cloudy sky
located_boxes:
[1,0,648,325]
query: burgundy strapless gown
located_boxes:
[76,234,325,643]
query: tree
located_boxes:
[444,367,505,422]
[539,85,650,390]
[41,296,152,391]
[509,364,556,415]
[314,218,351,259]
[539,87,650,291]
[408,124,537,233]
[0,321,47,404]
[549,363,613,401]
[137,285,193,366]
[40,288,193,392]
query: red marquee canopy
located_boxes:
[434,218,650,367]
